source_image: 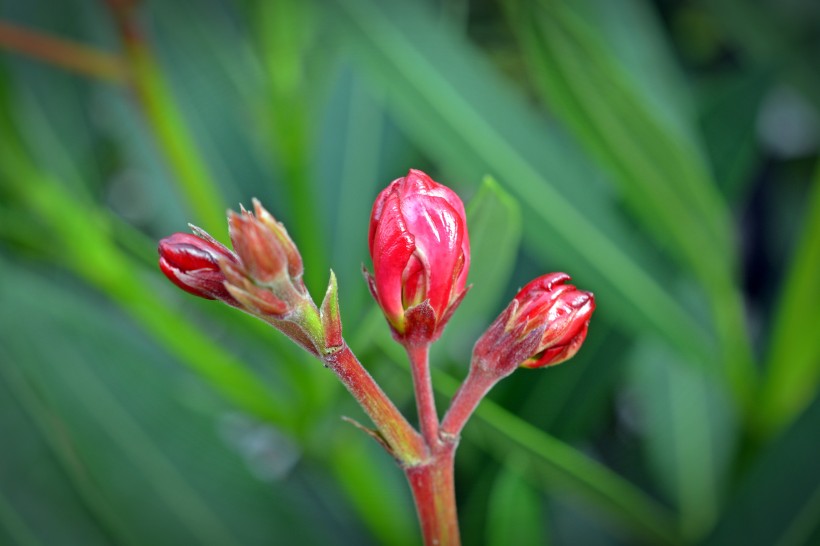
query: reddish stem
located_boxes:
[0,20,127,82]
[406,343,440,449]
[406,442,460,546]
[441,367,498,439]
[323,344,426,464]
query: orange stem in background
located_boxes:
[0,20,127,82]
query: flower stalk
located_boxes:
[157,170,595,546]
[406,342,440,450]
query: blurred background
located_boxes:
[1,0,819,544]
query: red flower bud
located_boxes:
[158,201,321,356]
[473,273,594,377]
[365,169,470,344]
[158,230,239,304]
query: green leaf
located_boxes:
[329,429,417,546]
[0,261,338,546]
[628,340,736,541]
[321,70,388,324]
[703,392,820,546]
[486,455,547,546]
[0,361,114,546]
[468,393,680,545]
[514,324,624,441]
[758,165,820,436]
[505,0,755,408]
[508,0,731,281]
[250,0,328,295]
[699,67,772,200]
[437,175,522,360]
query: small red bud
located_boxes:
[473,273,594,377]
[158,232,239,304]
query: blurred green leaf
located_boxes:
[251,0,329,295]
[508,0,733,277]
[514,323,624,441]
[703,392,820,546]
[329,429,416,546]
[104,3,228,239]
[486,455,547,546]
[321,70,387,324]
[705,0,820,112]
[0,360,115,546]
[468,390,680,545]
[437,175,522,360]
[759,165,820,436]
[699,67,772,200]
[629,340,736,541]
[505,0,755,408]
[0,260,339,546]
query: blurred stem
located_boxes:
[0,20,126,82]
[406,343,439,449]
[104,0,226,239]
[254,1,326,295]
[0,113,295,430]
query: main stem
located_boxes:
[406,343,440,448]
[406,441,460,546]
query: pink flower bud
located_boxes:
[473,273,594,377]
[365,169,470,344]
[158,230,239,305]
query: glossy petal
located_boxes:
[157,232,238,303]
[367,169,470,341]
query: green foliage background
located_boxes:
[1,0,819,544]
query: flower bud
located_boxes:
[158,202,322,356]
[224,200,310,318]
[158,230,239,305]
[365,169,470,344]
[473,273,594,377]
[228,199,306,293]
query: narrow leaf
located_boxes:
[704,392,820,546]
[437,176,522,358]
[486,456,547,546]
[759,165,820,435]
